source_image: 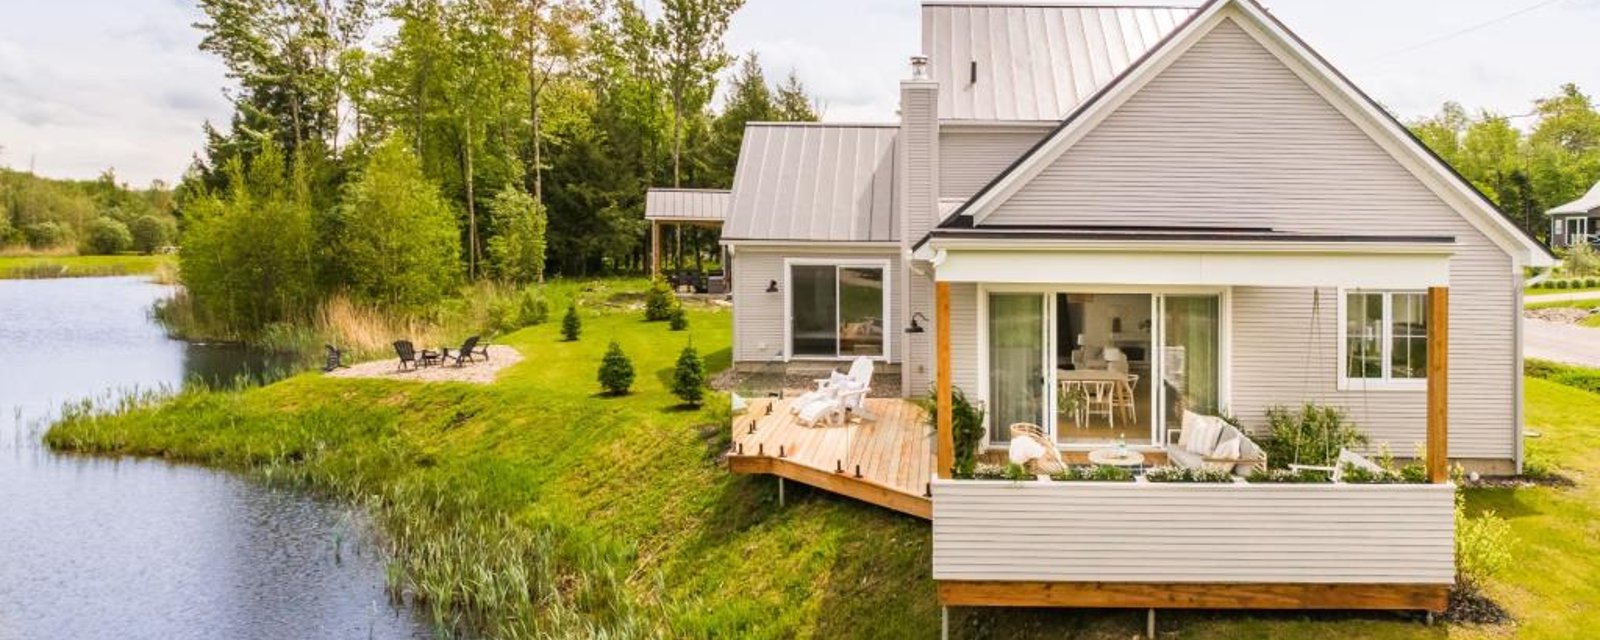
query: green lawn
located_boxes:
[44,282,1598,638]
[0,253,173,279]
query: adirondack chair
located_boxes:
[394,340,421,371]
[442,335,482,367]
[322,344,348,372]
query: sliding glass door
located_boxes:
[1160,295,1221,432]
[789,263,886,359]
[988,293,1045,444]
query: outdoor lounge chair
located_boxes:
[1008,422,1066,474]
[795,388,845,427]
[1166,410,1267,476]
[323,344,349,372]
[791,357,874,414]
[441,335,482,367]
[394,340,422,370]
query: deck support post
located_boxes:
[1147,608,1156,638]
[935,281,953,479]
[1427,286,1449,483]
[940,607,949,640]
[778,477,785,507]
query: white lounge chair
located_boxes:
[791,357,874,414]
[795,387,845,427]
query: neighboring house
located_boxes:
[722,0,1553,623]
[1547,179,1600,249]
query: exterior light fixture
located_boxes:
[906,311,930,333]
[766,279,779,293]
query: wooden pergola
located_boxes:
[644,188,730,281]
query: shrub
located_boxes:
[1050,465,1134,482]
[970,463,1010,480]
[1557,279,1571,289]
[1144,466,1234,483]
[1455,490,1513,587]
[561,305,581,341]
[83,217,133,254]
[671,342,706,406]
[668,307,688,331]
[517,288,550,326]
[1524,358,1600,395]
[128,214,176,254]
[22,221,72,249]
[1260,403,1367,469]
[920,386,986,478]
[332,134,462,315]
[644,278,677,321]
[1564,240,1600,277]
[597,341,634,395]
[1588,277,1599,288]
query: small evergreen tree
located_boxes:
[597,341,634,395]
[671,342,706,406]
[668,307,689,331]
[561,304,582,341]
[517,288,550,325]
[644,278,677,321]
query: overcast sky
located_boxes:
[1,0,1597,185]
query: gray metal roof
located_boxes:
[644,188,730,222]
[1548,180,1600,216]
[722,123,900,242]
[922,1,1196,121]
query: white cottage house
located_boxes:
[722,0,1552,623]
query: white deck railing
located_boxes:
[931,479,1455,585]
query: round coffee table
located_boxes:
[1088,448,1145,468]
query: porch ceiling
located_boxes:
[919,230,1454,288]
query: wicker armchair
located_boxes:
[1008,422,1067,474]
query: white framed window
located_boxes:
[1567,217,1590,245]
[783,259,891,360]
[1337,290,1428,390]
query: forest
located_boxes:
[152,0,817,336]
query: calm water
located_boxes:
[0,277,431,640]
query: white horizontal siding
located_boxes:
[976,18,1517,460]
[939,129,1048,201]
[949,282,979,396]
[931,480,1455,584]
[732,248,905,365]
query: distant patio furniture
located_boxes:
[1166,411,1267,476]
[793,357,875,415]
[1008,422,1066,474]
[394,340,421,371]
[796,389,846,427]
[441,335,482,367]
[323,344,349,372]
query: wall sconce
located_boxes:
[906,312,930,333]
[765,279,779,293]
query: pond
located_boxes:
[0,277,431,639]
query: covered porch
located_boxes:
[645,188,730,292]
[921,229,1459,615]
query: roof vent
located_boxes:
[910,55,929,80]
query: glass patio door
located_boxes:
[988,293,1045,444]
[1160,295,1221,434]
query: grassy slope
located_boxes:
[0,253,172,279]
[45,289,1597,638]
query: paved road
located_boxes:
[1524,317,1600,368]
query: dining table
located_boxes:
[1056,368,1131,428]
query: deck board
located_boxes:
[728,397,933,519]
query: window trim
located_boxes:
[1335,288,1428,392]
[782,258,892,362]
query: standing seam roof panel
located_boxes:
[723,124,900,242]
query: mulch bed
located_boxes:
[1442,584,1513,626]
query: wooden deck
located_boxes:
[727,397,934,519]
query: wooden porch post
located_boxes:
[650,220,661,279]
[936,281,953,479]
[1427,286,1449,483]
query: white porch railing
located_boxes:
[930,479,1455,585]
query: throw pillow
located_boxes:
[1211,436,1242,460]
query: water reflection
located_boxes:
[0,276,430,639]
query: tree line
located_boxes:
[177,0,816,333]
[1409,83,1600,244]
[0,168,179,255]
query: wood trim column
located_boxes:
[936,281,953,479]
[1427,286,1448,483]
[650,220,661,279]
